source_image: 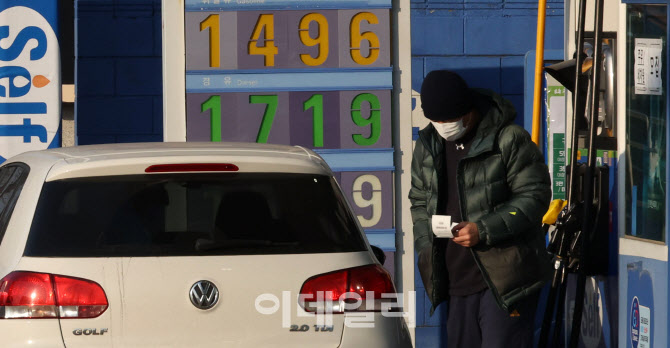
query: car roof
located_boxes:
[17,142,314,160]
[5,142,333,180]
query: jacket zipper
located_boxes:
[457,152,509,311]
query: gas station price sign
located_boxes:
[183,0,395,243]
[186,90,391,148]
[184,1,392,146]
[184,5,390,70]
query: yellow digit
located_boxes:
[349,12,380,65]
[248,14,279,67]
[299,13,329,66]
[200,14,220,68]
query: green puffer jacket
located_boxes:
[409,89,552,314]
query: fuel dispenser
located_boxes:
[537,1,669,347]
[536,0,618,346]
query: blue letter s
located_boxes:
[0,26,47,62]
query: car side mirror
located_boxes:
[370,245,386,265]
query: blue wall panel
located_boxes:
[425,0,461,4]
[412,57,425,93]
[410,11,463,56]
[77,135,116,145]
[415,327,445,347]
[75,0,162,145]
[501,56,526,94]
[425,57,502,93]
[153,8,162,58]
[465,16,563,55]
[77,58,115,96]
[116,57,163,96]
[153,96,163,134]
[77,16,155,57]
[77,97,155,134]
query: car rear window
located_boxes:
[0,163,29,245]
[24,173,367,257]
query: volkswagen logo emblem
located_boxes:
[189,280,219,310]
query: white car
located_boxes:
[0,142,412,347]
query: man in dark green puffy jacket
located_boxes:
[409,70,552,347]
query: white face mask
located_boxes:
[431,120,468,141]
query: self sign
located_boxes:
[0,4,60,162]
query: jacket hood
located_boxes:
[467,89,517,157]
[472,88,517,128]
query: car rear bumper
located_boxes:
[0,320,65,347]
[339,314,413,348]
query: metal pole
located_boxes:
[569,0,604,345]
[531,0,548,145]
[566,0,587,206]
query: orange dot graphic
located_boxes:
[33,75,50,88]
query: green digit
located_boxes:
[304,94,324,147]
[250,95,278,143]
[201,95,222,142]
[351,93,381,146]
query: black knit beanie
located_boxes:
[420,70,474,121]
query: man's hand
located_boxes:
[452,221,480,247]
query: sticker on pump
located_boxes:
[634,38,663,96]
[631,296,650,348]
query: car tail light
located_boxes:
[299,264,397,314]
[0,271,108,319]
[145,163,239,173]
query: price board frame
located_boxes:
[162,0,414,322]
